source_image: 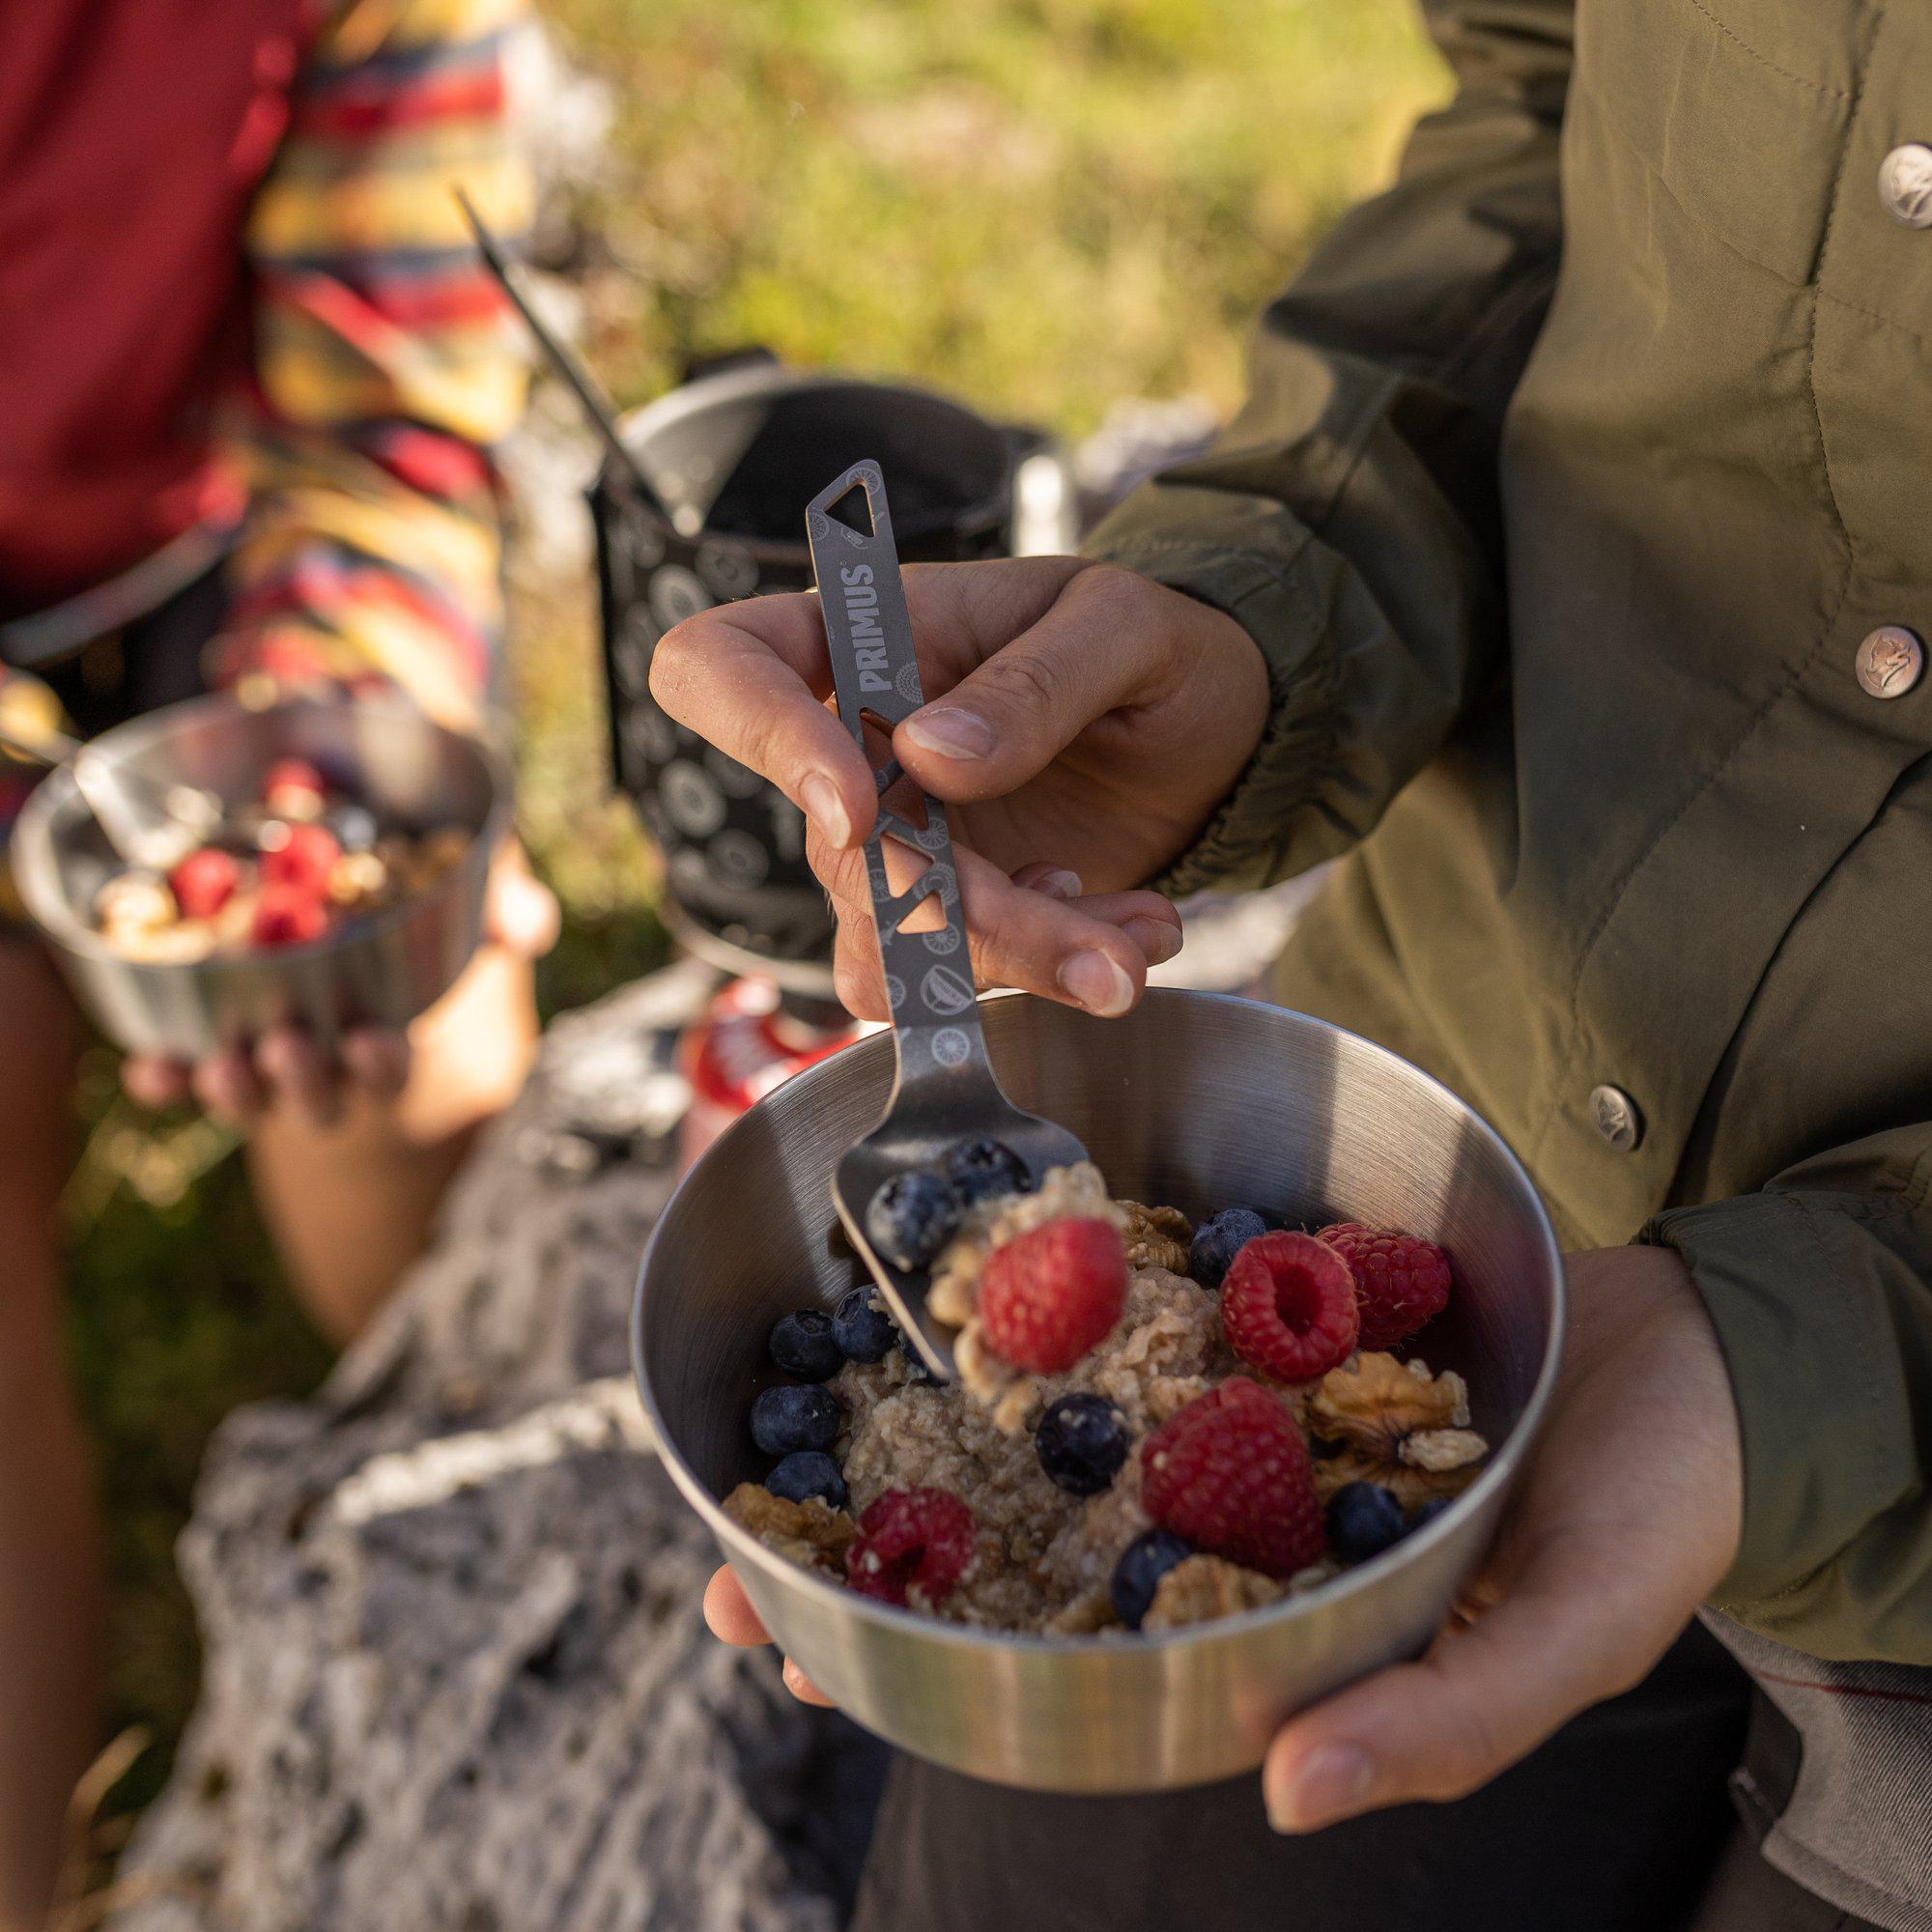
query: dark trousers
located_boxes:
[36,565,226,736]
[849,1622,1861,1932]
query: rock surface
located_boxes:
[107,965,887,1932]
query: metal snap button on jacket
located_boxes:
[1589,1084,1643,1152]
[1879,144,1932,227]
[1855,626,1924,699]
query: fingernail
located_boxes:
[1029,867,1083,901]
[902,707,994,760]
[1058,949,1135,1017]
[801,774,854,848]
[1269,1746,1376,1833]
[1126,917,1183,966]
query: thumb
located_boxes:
[893,564,1164,802]
[1262,1536,1666,1832]
[484,854,560,958]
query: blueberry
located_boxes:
[942,1137,1032,1208]
[1186,1208,1268,1289]
[1407,1496,1454,1533]
[766,1450,848,1510]
[1325,1482,1407,1563]
[1110,1529,1194,1630]
[767,1308,844,1381]
[895,1332,939,1384]
[832,1286,898,1363]
[1035,1393,1131,1496]
[750,1383,840,1457]
[865,1169,960,1271]
[326,802,381,851]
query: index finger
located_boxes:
[703,1565,773,1646]
[649,596,875,853]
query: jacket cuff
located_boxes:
[1643,1193,1915,1624]
[1080,524,1336,897]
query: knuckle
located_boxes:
[806,838,867,908]
[740,710,792,789]
[644,631,686,705]
[1068,559,1149,625]
[832,923,886,1014]
[645,615,711,708]
[982,645,1066,718]
[963,922,1033,999]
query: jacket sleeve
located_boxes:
[1084,1,1573,895]
[210,0,532,730]
[1647,1127,1932,1663]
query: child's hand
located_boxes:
[120,844,558,1130]
[648,557,1268,1018]
[700,1244,1745,1820]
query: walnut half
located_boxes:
[1143,1554,1284,1631]
[1119,1200,1193,1275]
[1306,1352,1489,1511]
[723,1483,858,1574]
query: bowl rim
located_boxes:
[604,364,1015,561]
[632,986,1567,1658]
[11,689,513,969]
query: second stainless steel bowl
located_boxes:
[635,988,1564,1793]
[12,692,507,1059]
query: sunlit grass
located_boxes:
[551,0,1444,429]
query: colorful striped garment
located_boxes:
[0,0,531,730]
[213,0,533,727]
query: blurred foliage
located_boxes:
[65,1051,332,1828]
[72,0,1441,1844]
[552,0,1445,429]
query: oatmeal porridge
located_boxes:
[724,1146,1489,1635]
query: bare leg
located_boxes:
[245,941,540,1343]
[0,945,94,1932]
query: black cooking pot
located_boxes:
[592,358,1066,988]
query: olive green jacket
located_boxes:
[1092,0,1932,1666]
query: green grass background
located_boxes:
[71,0,1444,1844]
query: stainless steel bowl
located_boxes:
[13,692,508,1059]
[634,988,1564,1794]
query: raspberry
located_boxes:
[978,1217,1126,1372]
[168,847,240,920]
[847,1487,978,1606]
[261,822,342,897]
[1317,1223,1453,1350]
[1220,1231,1359,1381]
[1141,1379,1325,1578]
[262,757,326,808]
[250,885,329,949]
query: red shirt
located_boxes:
[0,0,306,619]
